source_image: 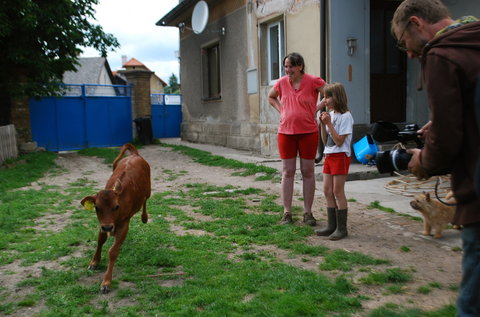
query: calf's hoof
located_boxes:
[101,285,111,294]
[88,264,98,270]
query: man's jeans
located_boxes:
[456,222,480,317]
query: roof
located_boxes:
[156,0,197,27]
[123,58,150,70]
[63,57,114,84]
[119,57,167,86]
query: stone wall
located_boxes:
[122,69,153,119]
[10,97,31,144]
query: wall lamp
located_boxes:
[347,37,357,56]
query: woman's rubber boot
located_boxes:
[329,209,348,240]
[315,207,336,236]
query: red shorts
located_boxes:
[278,132,318,160]
[323,152,351,175]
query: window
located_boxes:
[201,43,221,100]
[267,20,284,83]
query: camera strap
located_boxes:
[434,177,456,206]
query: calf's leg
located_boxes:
[141,200,148,224]
[101,222,130,294]
[89,231,108,270]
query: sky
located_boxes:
[81,0,180,83]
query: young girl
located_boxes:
[315,83,354,240]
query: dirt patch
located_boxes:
[1,144,462,314]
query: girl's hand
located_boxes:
[320,112,331,125]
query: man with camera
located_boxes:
[391,0,480,315]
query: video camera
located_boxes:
[353,121,423,174]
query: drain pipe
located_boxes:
[320,0,327,81]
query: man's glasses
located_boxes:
[396,20,411,52]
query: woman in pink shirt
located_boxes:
[268,52,326,225]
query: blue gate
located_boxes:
[29,84,133,151]
[151,94,182,138]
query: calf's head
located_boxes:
[81,180,124,233]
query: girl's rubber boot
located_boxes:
[315,207,336,236]
[329,209,348,240]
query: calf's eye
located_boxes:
[114,205,120,211]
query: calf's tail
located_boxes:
[112,143,139,171]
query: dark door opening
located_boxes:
[370,0,406,123]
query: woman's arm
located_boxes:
[315,85,326,113]
[316,97,327,114]
[268,87,281,113]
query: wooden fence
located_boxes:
[0,124,18,164]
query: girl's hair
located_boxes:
[324,82,349,113]
[283,52,305,74]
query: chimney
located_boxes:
[121,55,127,67]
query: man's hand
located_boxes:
[417,120,432,142]
[407,148,429,179]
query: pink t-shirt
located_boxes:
[273,73,326,134]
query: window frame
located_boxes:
[267,20,285,85]
[201,41,221,101]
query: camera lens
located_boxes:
[375,149,412,173]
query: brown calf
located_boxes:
[81,143,151,293]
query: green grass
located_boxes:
[77,146,123,165]
[359,268,413,285]
[369,200,422,221]
[400,245,411,252]
[77,142,146,165]
[161,143,280,181]
[368,303,456,317]
[319,249,390,272]
[0,151,57,193]
[0,146,457,316]
[417,282,443,294]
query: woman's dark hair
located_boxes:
[283,52,305,74]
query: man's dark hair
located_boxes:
[391,0,451,38]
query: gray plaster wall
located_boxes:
[179,7,260,152]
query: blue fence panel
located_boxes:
[56,97,86,150]
[151,94,182,138]
[30,98,60,151]
[85,97,132,148]
[108,97,133,145]
[30,84,132,151]
[30,96,87,151]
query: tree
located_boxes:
[0,0,120,125]
[165,73,180,94]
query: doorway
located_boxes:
[370,0,406,123]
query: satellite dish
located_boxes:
[191,1,209,34]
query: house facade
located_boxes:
[158,0,479,156]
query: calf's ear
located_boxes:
[81,196,96,211]
[113,179,123,195]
